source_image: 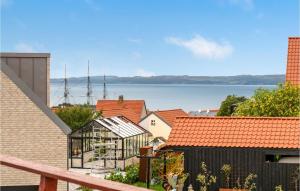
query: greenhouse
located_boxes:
[70,116,149,171]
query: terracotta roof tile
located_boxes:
[167,116,300,149]
[286,37,300,85]
[96,100,146,124]
[154,109,188,127]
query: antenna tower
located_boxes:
[103,74,107,100]
[87,60,93,105]
[63,64,70,105]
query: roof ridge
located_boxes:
[155,109,184,112]
[175,116,300,120]
[288,36,300,39]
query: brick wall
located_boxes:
[0,71,68,191]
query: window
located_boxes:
[151,120,156,126]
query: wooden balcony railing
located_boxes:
[0,154,151,191]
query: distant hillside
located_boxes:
[51,75,285,85]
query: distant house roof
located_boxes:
[154,109,188,127]
[167,116,300,149]
[1,63,71,135]
[189,109,219,117]
[286,37,300,85]
[96,100,146,124]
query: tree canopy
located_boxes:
[217,95,248,116]
[56,105,101,131]
[234,83,300,117]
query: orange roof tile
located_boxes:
[96,100,146,124]
[167,116,300,149]
[286,37,300,86]
[154,109,188,127]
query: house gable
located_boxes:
[0,64,69,190]
[139,113,171,140]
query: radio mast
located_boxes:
[63,64,70,105]
[103,74,107,100]
[87,60,93,105]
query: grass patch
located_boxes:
[133,181,164,191]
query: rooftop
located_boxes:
[96,99,146,124]
[286,37,300,85]
[167,116,300,149]
[154,109,188,127]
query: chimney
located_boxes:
[118,95,124,103]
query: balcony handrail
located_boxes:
[0,154,150,191]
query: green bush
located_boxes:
[105,164,139,184]
[123,164,139,184]
[105,170,124,182]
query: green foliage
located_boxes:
[243,173,257,191]
[220,164,231,188]
[105,169,125,182]
[275,185,283,191]
[123,164,139,184]
[152,152,185,184]
[133,181,165,191]
[76,186,92,191]
[105,164,139,184]
[56,105,100,131]
[217,95,248,116]
[234,83,300,117]
[197,162,217,191]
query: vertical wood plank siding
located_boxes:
[177,147,299,191]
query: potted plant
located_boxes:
[197,162,217,191]
[219,164,232,191]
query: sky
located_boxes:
[1,0,299,78]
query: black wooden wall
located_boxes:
[175,147,299,191]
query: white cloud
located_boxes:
[128,38,142,44]
[136,69,155,77]
[228,0,254,10]
[217,0,254,10]
[15,43,35,52]
[131,51,142,60]
[165,35,233,59]
[84,0,100,11]
[0,0,13,8]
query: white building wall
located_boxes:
[139,113,171,140]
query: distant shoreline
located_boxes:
[51,74,285,85]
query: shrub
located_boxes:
[105,169,124,182]
[275,185,283,191]
[197,162,217,191]
[220,164,231,188]
[105,164,139,184]
[123,164,139,184]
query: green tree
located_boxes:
[56,105,100,131]
[217,95,248,116]
[234,83,300,117]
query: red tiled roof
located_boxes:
[167,116,300,149]
[286,37,300,85]
[154,109,188,127]
[96,100,146,124]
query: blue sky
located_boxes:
[1,0,299,78]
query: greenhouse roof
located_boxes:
[94,116,147,138]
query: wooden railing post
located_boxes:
[39,175,58,191]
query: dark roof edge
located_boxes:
[0,52,50,58]
[1,63,71,135]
